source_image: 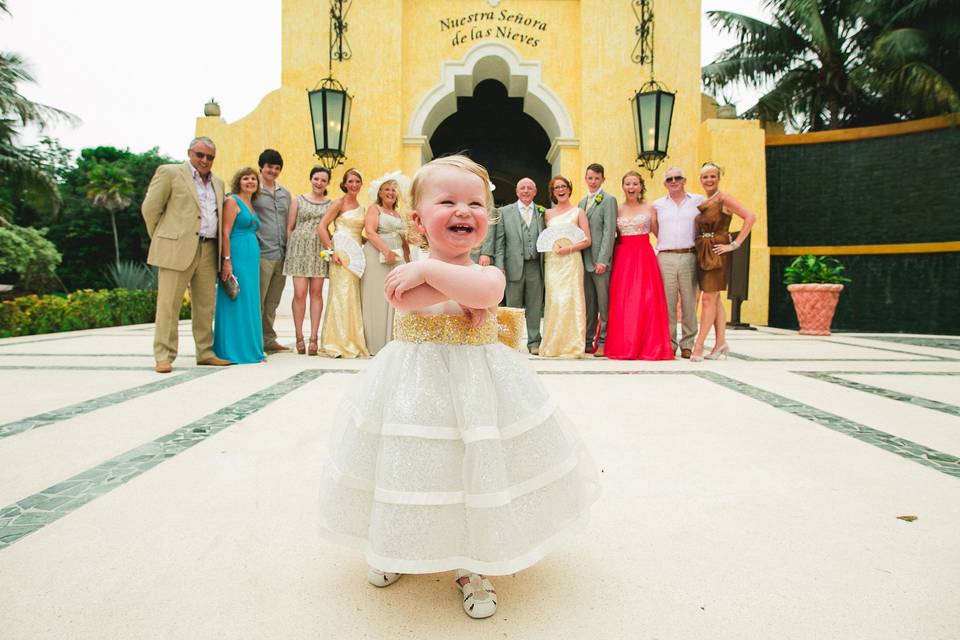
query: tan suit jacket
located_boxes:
[142,162,225,271]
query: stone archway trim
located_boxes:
[407,41,578,163]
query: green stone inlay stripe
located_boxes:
[0,369,324,550]
[0,368,219,439]
[862,336,960,351]
[798,372,960,418]
[825,339,957,360]
[695,371,960,479]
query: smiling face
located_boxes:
[412,165,490,263]
[342,171,362,195]
[239,172,259,195]
[310,169,330,195]
[622,174,644,200]
[699,167,720,193]
[585,169,604,193]
[260,162,282,184]
[664,168,686,196]
[379,181,398,208]
[550,177,572,205]
[188,142,215,176]
[516,178,536,205]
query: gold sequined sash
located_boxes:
[393,308,525,349]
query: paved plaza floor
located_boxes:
[1,311,959,638]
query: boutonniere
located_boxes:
[536,205,546,215]
[594,194,604,205]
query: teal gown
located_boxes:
[214,196,264,364]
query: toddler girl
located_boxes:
[317,155,600,619]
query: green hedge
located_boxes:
[0,289,191,338]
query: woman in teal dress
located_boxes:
[214,167,265,364]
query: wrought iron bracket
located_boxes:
[631,0,653,65]
[330,0,352,65]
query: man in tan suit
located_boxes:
[142,136,231,373]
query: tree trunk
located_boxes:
[110,211,120,266]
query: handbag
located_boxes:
[222,273,240,300]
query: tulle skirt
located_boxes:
[318,326,600,575]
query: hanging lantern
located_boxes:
[631,80,675,175]
[308,77,352,167]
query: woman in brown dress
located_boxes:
[690,162,756,361]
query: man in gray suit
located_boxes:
[578,163,618,356]
[479,177,545,354]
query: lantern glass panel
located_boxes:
[631,94,642,157]
[656,92,675,154]
[309,90,327,151]
[637,92,658,154]
[325,90,345,151]
[340,93,352,154]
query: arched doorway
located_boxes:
[429,79,551,207]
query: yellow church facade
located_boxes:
[197,0,770,325]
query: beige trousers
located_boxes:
[259,257,286,345]
[153,240,218,363]
[657,251,699,352]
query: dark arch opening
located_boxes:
[429,79,551,208]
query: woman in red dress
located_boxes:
[604,171,674,360]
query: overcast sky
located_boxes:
[1,0,767,159]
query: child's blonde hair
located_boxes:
[405,154,498,250]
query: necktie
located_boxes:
[522,205,531,226]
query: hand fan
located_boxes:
[536,223,586,253]
[333,231,366,278]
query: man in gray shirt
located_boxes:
[253,149,292,353]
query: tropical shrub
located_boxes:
[783,255,852,285]
[0,288,190,337]
[105,260,157,290]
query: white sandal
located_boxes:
[455,569,497,619]
[367,567,402,587]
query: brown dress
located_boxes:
[694,195,733,292]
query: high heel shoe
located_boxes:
[689,351,704,362]
[295,335,306,355]
[308,336,319,356]
[706,344,729,360]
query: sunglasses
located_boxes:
[665,176,684,183]
[192,151,216,161]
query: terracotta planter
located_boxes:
[788,283,844,335]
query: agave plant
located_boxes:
[105,260,157,291]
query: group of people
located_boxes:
[141,142,761,620]
[141,138,754,374]
[479,163,755,361]
[141,137,413,373]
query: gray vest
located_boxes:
[522,214,538,260]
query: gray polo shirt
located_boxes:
[253,183,291,260]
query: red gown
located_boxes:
[604,213,675,360]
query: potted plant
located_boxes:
[783,255,851,336]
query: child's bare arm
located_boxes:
[385,259,505,309]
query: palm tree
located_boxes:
[860,0,960,118]
[702,0,959,131]
[86,162,134,267]
[0,4,78,218]
[702,0,879,131]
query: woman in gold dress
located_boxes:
[361,173,411,355]
[318,168,370,358]
[690,162,756,361]
[539,175,592,358]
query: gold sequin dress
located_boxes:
[318,307,601,575]
[540,208,587,358]
[321,206,369,358]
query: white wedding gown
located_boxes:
[317,308,601,575]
